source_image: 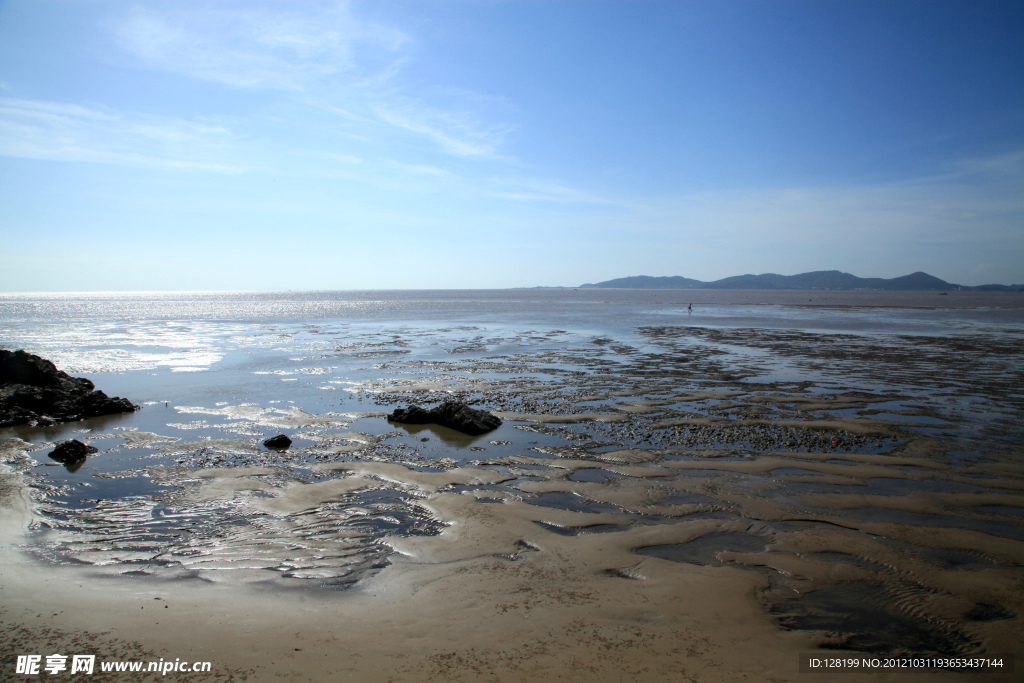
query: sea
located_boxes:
[1,288,1022,624]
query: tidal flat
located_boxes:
[1,290,1022,681]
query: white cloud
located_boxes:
[0,97,250,172]
[643,147,1024,242]
[916,147,1024,186]
[383,159,451,178]
[613,150,1024,283]
[108,2,514,160]
[487,176,625,205]
[111,2,408,91]
[372,99,513,160]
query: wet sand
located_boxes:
[2,320,1023,681]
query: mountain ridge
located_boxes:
[579,270,1023,291]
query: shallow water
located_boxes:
[635,531,771,565]
[2,289,1022,654]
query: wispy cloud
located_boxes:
[913,147,1024,188]
[651,180,1021,247]
[111,1,408,91]
[487,176,625,205]
[108,2,513,160]
[372,99,513,159]
[0,97,250,172]
[383,159,451,178]
[619,149,1024,283]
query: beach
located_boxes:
[1,289,1022,681]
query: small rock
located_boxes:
[49,439,98,463]
[263,434,292,449]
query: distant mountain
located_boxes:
[579,270,1024,291]
[580,275,706,289]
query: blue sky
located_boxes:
[1,0,1021,291]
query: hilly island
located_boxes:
[579,270,1023,291]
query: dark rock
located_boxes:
[0,349,138,428]
[387,401,502,436]
[49,439,98,463]
[263,434,292,449]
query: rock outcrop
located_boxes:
[0,350,138,428]
[387,401,502,436]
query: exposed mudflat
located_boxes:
[2,308,1022,681]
